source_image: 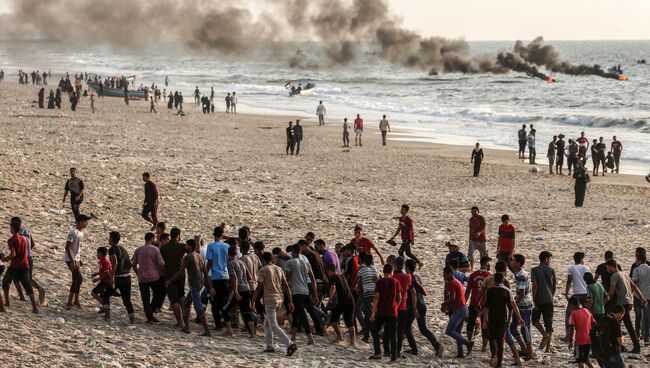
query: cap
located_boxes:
[76,214,92,222]
[445,239,459,248]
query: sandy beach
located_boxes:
[1,81,649,367]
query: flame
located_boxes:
[618,75,628,81]
[546,76,556,84]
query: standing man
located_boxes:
[63,167,84,220]
[531,251,556,353]
[576,131,590,160]
[141,173,158,231]
[465,256,492,351]
[555,134,566,175]
[547,136,557,174]
[471,143,484,177]
[342,118,350,147]
[611,136,623,173]
[252,252,298,356]
[606,259,647,354]
[369,264,401,362]
[293,120,303,155]
[351,225,385,265]
[230,92,237,114]
[596,137,607,176]
[205,226,230,330]
[468,206,487,271]
[149,97,156,114]
[64,214,91,310]
[379,115,390,146]
[285,244,318,345]
[389,204,423,269]
[1,219,39,314]
[131,232,165,323]
[286,121,295,155]
[354,114,364,147]
[527,129,536,164]
[160,228,186,328]
[316,101,326,125]
[194,86,200,105]
[496,215,515,264]
[225,93,231,113]
[517,124,527,160]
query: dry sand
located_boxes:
[0,82,649,367]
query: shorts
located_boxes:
[576,344,591,363]
[518,140,526,152]
[355,129,363,137]
[183,287,205,316]
[13,257,34,283]
[166,276,185,304]
[532,303,554,332]
[330,302,354,328]
[2,267,33,294]
[92,281,110,296]
[468,240,488,262]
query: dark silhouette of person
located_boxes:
[47,90,55,109]
[286,121,296,155]
[70,92,78,111]
[38,88,45,108]
[471,143,484,177]
[573,161,589,207]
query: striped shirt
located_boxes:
[358,265,379,298]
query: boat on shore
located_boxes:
[89,83,146,99]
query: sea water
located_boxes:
[1,40,648,174]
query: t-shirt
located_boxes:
[144,181,158,203]
[445,278,466,313]
[160,240,186,279]
[407,274,426,309]
[343,255,359,288]
[354,117,363,131]
[595,262,619,291]
[64,227,83,262]
[316,104,326,115]
[497,224,515,253]
[285,256,311,295]
[321,250,341,274]
[379,119,389,131]
[467,270,491,306]
[131,244,163,283]
[98,257,111,282]
[258,264,286,305]
[205,241,229,280]
[65,177,84,195]
[330,274,353,306]
[375,277,401,317]
[570,308,594,345]
[514,269,533,309]
[610,271,634,305]
[445,251,470,270]
[109,245,131,277]
[547,141,555,156]
[469,215,486,242]
[611,141,622,154]
[603,316,623,355]
[183,252,205,289]
[19,228,32,258]
[486,285,513,323]
[576,136,589,147]
[301,249,325,281]
[518,129,526,140]
[527,134,535,148]
[568,264,591,295]
[8,233,29,269]
[241,253,262,290]
[358,265,379,298]
[399,215,414,242]
[632,263,650,299]
[228,258,250,292]
[351,237,375,255]
[587,282,606,315]
[393,271,412,311]
[531,264,556,304]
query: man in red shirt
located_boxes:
[468,206,488,271]
[1,220,39,313]
[354,114,364,146]
[390,204,423,269]
[393,257,412,358]
[497,214,516,265]
[442,266,474,358]
[342,244,359,294]
[369,263,402,362]
[610,136,623,173]
[465,256,492,351]
[351,225,385,265]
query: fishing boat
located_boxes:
[89,83,146,99]
[285,82,316,96]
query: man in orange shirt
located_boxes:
[354,114,364,146]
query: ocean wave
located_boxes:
[556,116,648,130]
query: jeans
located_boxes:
[446,307,471,357]
[70,195,82,220]
[68,265,83,293]
[295,139,302,155]
[264,303,291,349]
[644,303,650,342]
[211,279,229,328]
[604,353,625,368]
[510,307,532,344]
[138,279,165,321]
[372,316,397,359]
[355,294,366,332]
[633,298,647,341]
[548,156,555,173]
[105,276,135,314]
[406,305,441,353]
[398,240,420,264]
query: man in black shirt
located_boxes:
[286,121,296,155]
[142,173,159,230]
[486,272,516,368]
[594,251,620,313]
[593,305,625,368]
[555,135,566,175]
[63,167,84,220]
[107,231,135,324]
[160,227,186,327]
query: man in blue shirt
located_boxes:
[205,226,230,329]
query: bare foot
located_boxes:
[38,289,46,305]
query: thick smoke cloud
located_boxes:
[4,0,623,80]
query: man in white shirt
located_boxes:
[230,92,238,114]
[379,115,390,146]
[65,214,91,310]
[562,252,590,341]
[316,101,326,126]
[527,129,536,165]
[631,252,650,345]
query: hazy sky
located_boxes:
[1,0,648,41]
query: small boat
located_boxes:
[286,82,315,96]
[89,83,146,100]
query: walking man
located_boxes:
[342,118,350,147]
[611,136,623,173]
[316,101,326,125]
[63,167,84,220]
[141,173,158,230]
[379,115,390,146]
[547,136,557,174]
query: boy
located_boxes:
[389,204,423,269]
[166,239,210,336]
[369,263,402,362]
[91,247,111,319]
[497,215,515,264]
[568,296,595,368]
